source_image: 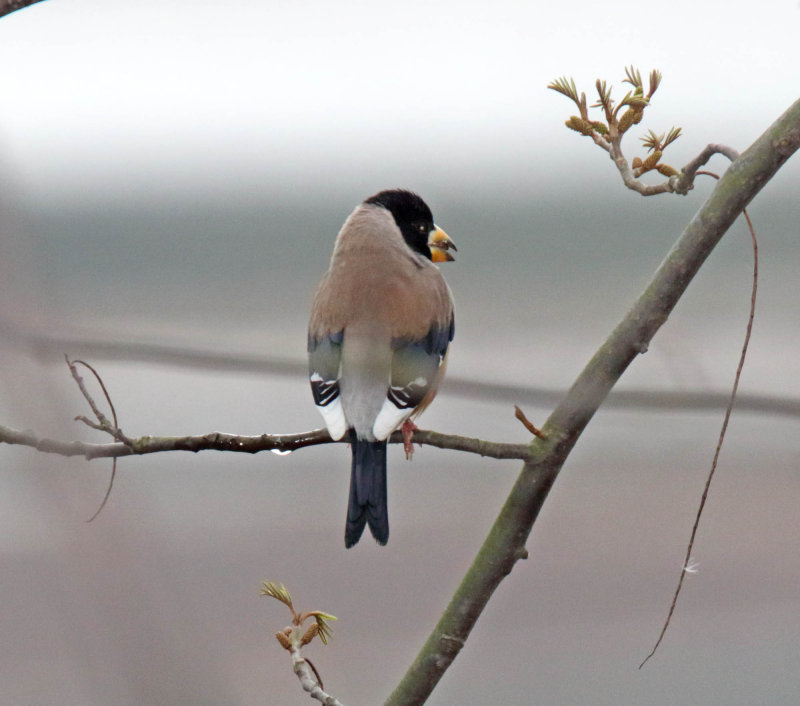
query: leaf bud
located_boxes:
[276,631,293,650]
[565,115,595,136]
[642,150,663,171]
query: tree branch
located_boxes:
[288,647,345,706]
[671,143,741,195]
[385,97,800,706]
[550,69,742,197]
[0,424,532,462]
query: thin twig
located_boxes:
[75,359,121,521]
[305,658,324,692]
[73,359,122,430]
[674,145,742,194]
[513,405,546,439]
[66,356,133,445]
[66,357,128,521]
[640,177,758,668]
[85,464,116,523]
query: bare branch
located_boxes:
[0,424,532,462]
[672,143,741,194]
[65,356,132,520]
[613,139,739,196]
[66,356,133,445]
[286,645,344,706]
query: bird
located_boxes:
[308,189,456,547]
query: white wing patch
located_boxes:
[317,396,347,440]
[372,397,413,441]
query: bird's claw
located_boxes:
[401,419,419,460]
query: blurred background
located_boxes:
[1,1,799,703]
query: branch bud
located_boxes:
[642,150,663,171]
[275,630,293,651]
[632,156,643,169]
[618,109,635,134]
[617,108,643,134]
[300,622,320,646]
[657,163,678,177]
[565,115,596,136]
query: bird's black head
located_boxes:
[365,189,436,260]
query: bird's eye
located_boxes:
[416,223,428,233]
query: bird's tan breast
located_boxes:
[310,246,452,341]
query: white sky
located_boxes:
[0,0,798,201]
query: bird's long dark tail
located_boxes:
[345,433,388,548]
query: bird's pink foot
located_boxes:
[401,419,419,460]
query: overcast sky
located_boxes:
[1,0,798,202]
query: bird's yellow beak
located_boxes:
[428,226,457,263]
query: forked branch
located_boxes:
[385,97,800,706]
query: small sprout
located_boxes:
[663,126,683,148]
[647,69,662,98]
[592,79,615,121]
[595,79,611,105]
[262,581,338,648]
[548,76,581,104]
[261,581,295,612]
[308,611,338,645]
[632,156,643,169]
[640,129,663,152]
[624,65,643,90]
[657,163,678,177]
[641,127,682,153]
